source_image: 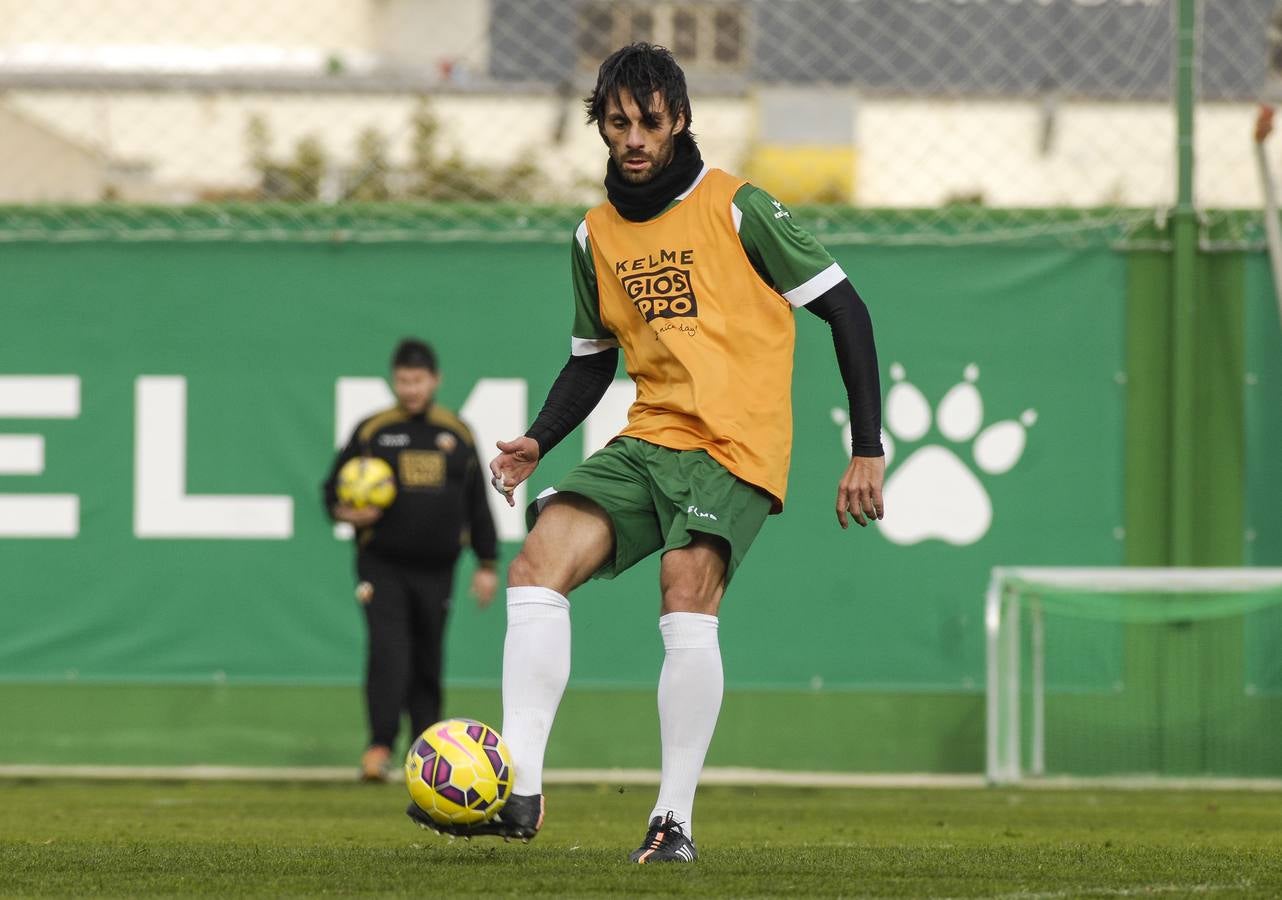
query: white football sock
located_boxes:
[649,611,723,841]
[501,586,571,797]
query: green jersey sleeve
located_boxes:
[733,184,847,307]
[569,219,619,354]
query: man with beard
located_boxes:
[407,44,886,863]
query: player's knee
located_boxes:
[507,542,575,590]
[660,585,720,616]
[506,550,543,588]
[508,541,601,596]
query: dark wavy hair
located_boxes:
[585,43,695,144]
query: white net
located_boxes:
[986,568,1282,785]
[0,0,1274,244]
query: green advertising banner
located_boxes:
[1245,255,1282,697]
[0,240,1126,697]
[1246,254,1282,570]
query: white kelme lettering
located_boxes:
[0,376,80,538]
[0,374,584,543]
[458,378,528,543]
[134,377,294,539]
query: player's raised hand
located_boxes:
[836,455,886,529]
[489,436,541,507]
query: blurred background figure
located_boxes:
[323,338,499,781]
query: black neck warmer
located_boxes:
[604,137,704,222]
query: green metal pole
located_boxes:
[1170,0,1198,566]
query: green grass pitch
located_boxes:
[2,780,1280,897]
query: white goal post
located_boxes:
[985,567,1282,785]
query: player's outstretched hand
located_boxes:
[836,455,885,529]
[489,437,541,508]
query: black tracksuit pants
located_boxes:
[356,553,454,749]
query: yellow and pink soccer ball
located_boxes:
[405,718,513,826]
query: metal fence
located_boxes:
[0,0,1274,245]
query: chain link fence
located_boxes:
[0,0,1274,245]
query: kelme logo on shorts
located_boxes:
[622,266,699,323]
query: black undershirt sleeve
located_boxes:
[804,280,885,457]
[524,348,619,456]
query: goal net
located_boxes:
[986,567,1282,785]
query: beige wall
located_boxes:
[0,103,105,202]
[0,0,372,50]
[0,2,1260,209]
[0,0,490,74]
[373,0,490,75]
[856,100,1258,210]
[2,88,1265,209]
[3,89,750,204]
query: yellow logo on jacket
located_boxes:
[399,450,445,487]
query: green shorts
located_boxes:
[526,437,771,585]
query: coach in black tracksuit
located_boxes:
[322,338,499,780]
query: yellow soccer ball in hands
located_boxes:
[337,456,397,509]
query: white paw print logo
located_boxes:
[833,363,1036,546]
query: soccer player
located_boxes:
[407,44,885,861]
[324,338,499,781]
